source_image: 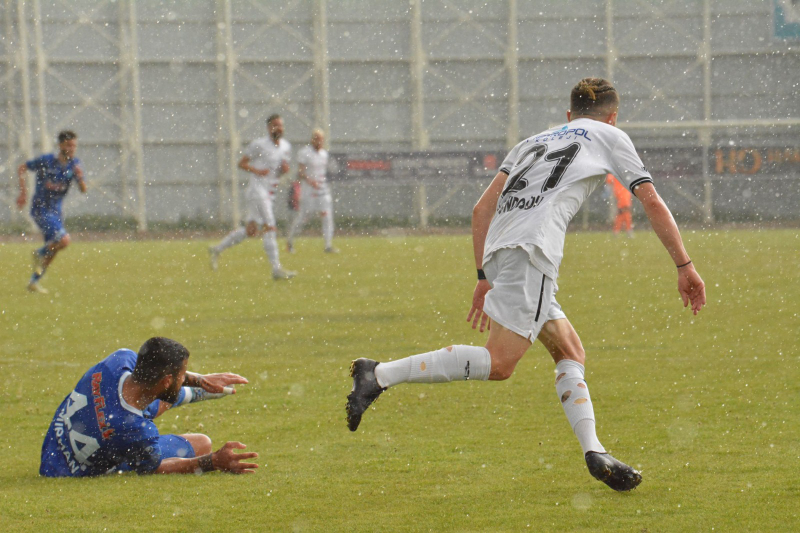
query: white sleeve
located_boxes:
[499,142,523,175]
[609,132,653,193]
[243,141,259,160]
[283,141,292,162]
[297,147,308,166]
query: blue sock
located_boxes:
[37,245,48,257]
[30,271,44,283]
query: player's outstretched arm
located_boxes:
[238,155,269,176]
[75,165,88,193]
[634,182,706,315]
[16,164,28,209]
[184,371,249,393]
[468,170,508,332]
[155,442,258,475]
[298,163,318,188]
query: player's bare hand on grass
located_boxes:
[467,279,492,332]
[213,442,259,474]
[678,266,706,315]
[198,373,248,394]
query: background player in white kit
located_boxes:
[346,78,706,492]
[209,114,295,280]
[287,129,338,254]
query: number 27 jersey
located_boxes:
[483,118,652,280]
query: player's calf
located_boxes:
[346,346,492,432]
[246,222,259,237]
[374,345,491,387]
[489,360,517,381]
[32,249,46,276]
[554,359,606,455]
[56,234,71,249]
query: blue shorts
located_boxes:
[157,434,196,460]
[113,434,196,474]
[31,209,67,244]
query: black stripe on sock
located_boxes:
[534,273,546,322]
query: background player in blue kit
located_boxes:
[40,337,259,477]
[16,130,88,293]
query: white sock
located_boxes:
[262,231,281,270]
[554,359,606,455]
[169,387,226,409]
[287,211,307,245]
[213,227,247,253]
[322,211,334,248]
[374,345,491,388]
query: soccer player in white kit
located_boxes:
[209,114,296,280]
[346,78,707,492]
[286,129,338,254]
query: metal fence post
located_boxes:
[415,183,428,228]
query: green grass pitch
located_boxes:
[0,229,797,532]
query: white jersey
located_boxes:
[484,118,652,280]
[297,145,329,193]
[243,137,292,192]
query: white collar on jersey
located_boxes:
[118,371,144,416]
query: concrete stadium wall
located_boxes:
[1,0,798,229]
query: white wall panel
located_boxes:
[139,65,218,103]
[137,23,216,60]
[328,22,409,60]
[1,0,797,226]
[233,24,313,59]
[329,63,411,102]
[142,145,218,183]
[517,19,606,57]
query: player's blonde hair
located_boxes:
[311,128,324,138]
[570,77,619,117]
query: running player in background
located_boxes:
[286,128,338,254]
[209,114,295,280]
[40,337,258,477]
[346,78,706,492]
[16,130,87,294]
[606,173,634,237]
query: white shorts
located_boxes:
[245,187,276,227]
[300,184,333,215]
[482,246,567,340]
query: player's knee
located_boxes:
[245,224,257,237]
[185,433,212,456]
[491,364,516,381]
[560,350,585,366]
[58,234,71,248]
[489,358,518,381]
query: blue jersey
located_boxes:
[26,154,81,214]
[40,350,164,477]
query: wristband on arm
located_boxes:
[676,260,692,269]
[477,269,486,280]
[198,454,214,472]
